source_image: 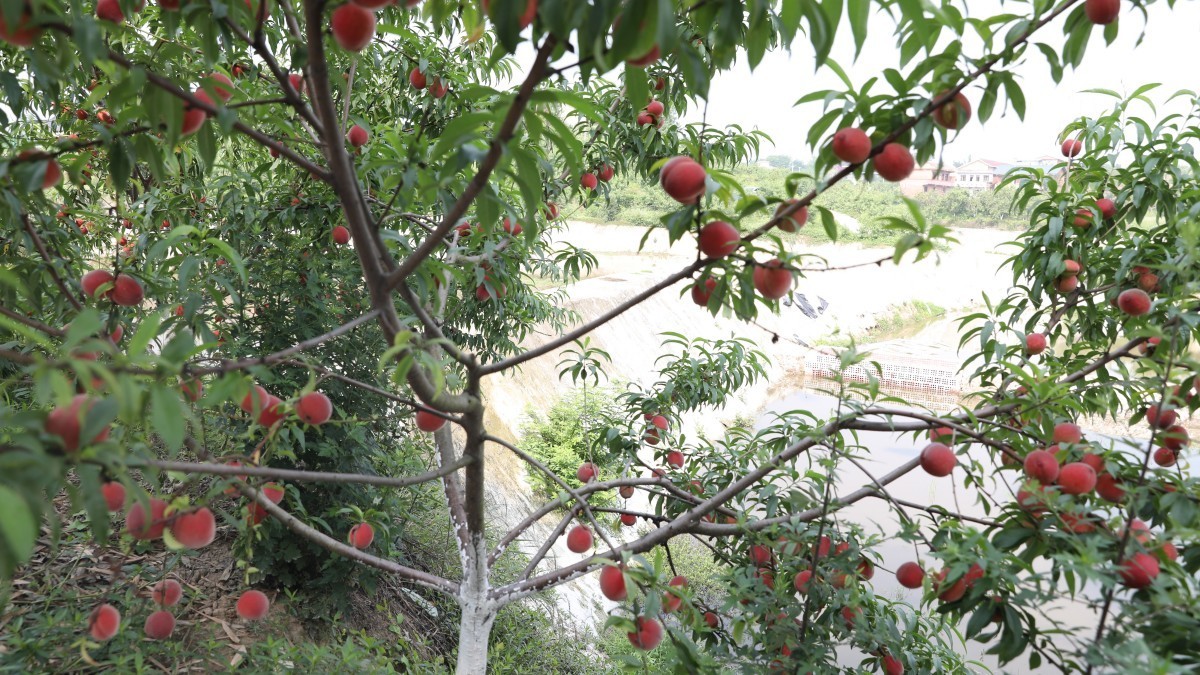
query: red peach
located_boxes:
[662,575,687,613]
[1085,0,1120,25]
[101,481,126,511]
[1145,404,1177,429]
[598,565,626,600]
[773,199,808,233]
[109,274,144,306]
[627,616,663,650]
[1153,446,1176,467]
[409,67,427,89]
[1096,472,1125,502]
[347,124,369,148]
[566,525,593,553]
[920,443,956,477]
[330,3,376,52]
[89,603,121,641]
[1057,462,1097,495]
[144,610,175,639]
[752,259,793,300]
[660,157,707,203]
[1117,289,1151,316]
[151,579,183,607]
[81,269,115,299]
[1024,450,1060,483]
[896,562,925,589]
[236,589,270,620]
[932,91,971,130]
[831,127,871,164]
[1118,552,1159,588]
[296,391,333,425]
[415,410,445,432]
[1025,333,1047,355]
[576,462,598,483]
[1162,425,1188,451]
[690,278,717,306]
[697,220,740,258]
[349,522,374,549]
[873,143,915,181]
[169,507,216,548]
[126,498,169,540]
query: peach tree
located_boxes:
[1,0,1198,672]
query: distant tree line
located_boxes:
[582,163,1031,238]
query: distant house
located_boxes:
[893,156,1068,195]
[955,159,1012,190]
[899,163,956,197]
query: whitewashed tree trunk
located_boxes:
[455,595,497,675]
[455,534,496,675]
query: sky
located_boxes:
[679,1,1200,163]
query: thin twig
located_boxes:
[21,213,83,311]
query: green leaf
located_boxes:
[128,313,163,358]
[110,139,132,190]
[72,14,103,67]
[1002,76,1026,120]
[817,205,838,242]
[150,385,186,453]
[196,121,218,169]
[205,238,248,284]
[847,0,870,58]
[430,111,493,162]
[966,603,994,639]
[530,89,605,123]
[0,485,36,568]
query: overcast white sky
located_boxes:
[513,2,1200,164]
[677,0,1200,163]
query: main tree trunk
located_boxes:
[455,535,497,675]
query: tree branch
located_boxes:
[131,456,471,489]
[21,213,83,311]
[384,36,558,290]
[239,482,459,595]
[188,309,380,375]
[0,304,65,337]
[479,260,707,375]
[483,433,619,554]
